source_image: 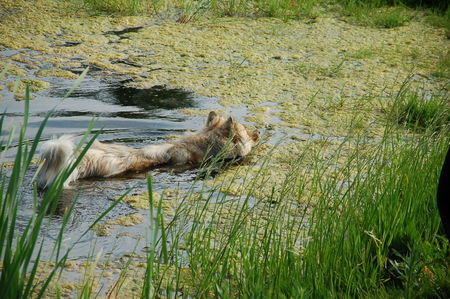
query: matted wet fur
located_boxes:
[37,111,259,189]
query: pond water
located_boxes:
[1,48,250,261]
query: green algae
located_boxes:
[91,223,112,237]
[10,53,34,64]
[122,190,180,216]
[0,62,27,77]
[1,158,40,168]
[1,1,447,141]
[91,213,145,236]
[181,108,228,117]
[123,192,159,210]
[7,78,50,93]
[35,69,78,79]
[107,213,145,226]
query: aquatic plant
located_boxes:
[431,51,450,79]
[391,89,449,131]
[82,0,150,15]
[339,1,414,28]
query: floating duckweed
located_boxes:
[7,78,49,93]
[35,69,78,79]
[244,113,270,125]
[181,108,228,117]
[64,260,79,271]
[123,191,176,216]
[10,54,33,64]
[0,62,27,77]
[91,223,112,237]
[165,134,180,140]
[123,192,161,210]
[1,158,40,167]
[107,213,145,226]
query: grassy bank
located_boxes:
[79,0,449,31]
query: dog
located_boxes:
[37,111,260,189]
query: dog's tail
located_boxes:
[37,135,76,189]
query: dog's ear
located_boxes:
[206,111,219,127]
[222,116,236,136]
[251,130,260,142]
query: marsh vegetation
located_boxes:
[1,0,449,297]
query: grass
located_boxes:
[74,0,450,40]
[133,111,449,297]
[431,51,450,79]
[425,8,450,34]
[339,2,414,28]
[301,131,450,297]
[82,0,152,15]
[77,0,450,35]
[81,0,320,19]
[0,78,449,297]
[337,0,450,29]
[0,77,127,297]
[391,88,449,131]
[346,47,379,59]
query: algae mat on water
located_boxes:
[0,0,447,137]
[1,0,449,296]
[1,0,447,199]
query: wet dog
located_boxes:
[37,111,259,189]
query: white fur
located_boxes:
[37,135,77,189]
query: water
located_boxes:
[0,48,232,260]
[0,47,290,262]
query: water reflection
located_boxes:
[110,85,195,110]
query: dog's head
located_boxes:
[205,111,260,159]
